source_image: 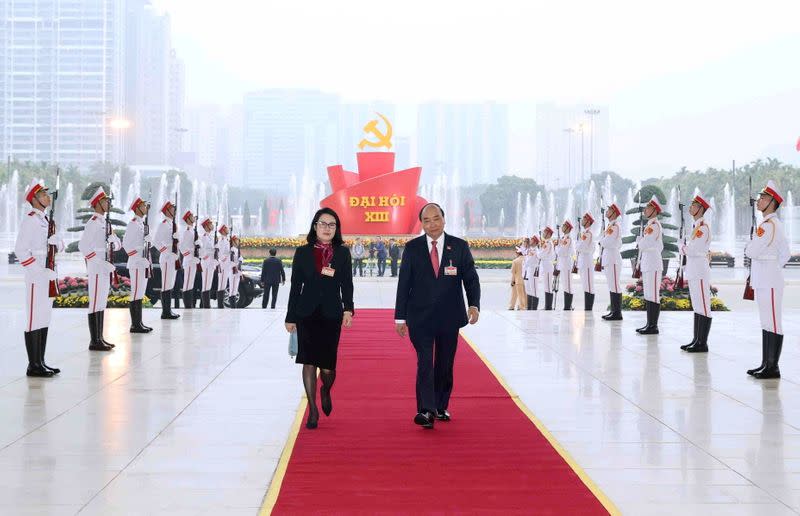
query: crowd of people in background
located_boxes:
[350,236,401,278]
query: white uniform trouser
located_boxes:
[218,264,231,293]
[559,263,574,294]
[182,257,198,292]
[228,271,241,297]
[160,254,178,291]
[579,266,594,294]
[525,274,538,298]
[200,260,217,292]
[756,287,783,334]
[642,269,660,303]
[129,267,149,301]
[24,273,53,332]
[541,269,553,294]
[688,278,711,317]
[87,265,111,314]
[604,262,621,294]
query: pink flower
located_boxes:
[69,279,78,287]
[635,286,643,292]
[666,286,674,292]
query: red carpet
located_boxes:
[267,309,613,515]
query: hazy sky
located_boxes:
[154,0,800,179]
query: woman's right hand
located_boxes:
[285,323,296,333]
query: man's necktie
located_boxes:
[431,240,439,278]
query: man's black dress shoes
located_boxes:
[414,411,435,429]
[435,410,451,421]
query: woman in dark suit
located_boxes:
[285,207,354,429]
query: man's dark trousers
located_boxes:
[409,326,459,412]
[262,283,279,309]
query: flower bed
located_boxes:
[240,237,524,250]
[622,276,729,311]
[54,276,151,308]
[241,257,513,269]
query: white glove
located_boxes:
[144,233,154,244]
[103,260,117,273]
[194,239,201,246]
[173,232,180,240]
[110,234,122,250]
[47,235,62,248]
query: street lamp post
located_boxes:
[584,108,600,177]
[563,128,574,187]
[578,122,585,212]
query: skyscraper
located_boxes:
[0,0,125,166]
[243,89,339,191]
[416,102,509,185]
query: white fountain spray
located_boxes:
[721,183,736,255]
[786,191,794,252]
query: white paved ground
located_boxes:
[1,257,800,514]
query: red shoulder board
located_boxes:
[28,211,35,216]
[91,215,98,221]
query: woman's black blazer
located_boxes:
[285,244,354,323]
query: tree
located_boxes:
[261,199,269,230]
[479,176,545,227]
[242,200,252,235]
[65,181,126,252]
[620,184,679,262]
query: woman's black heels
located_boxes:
[306,407,319,429]
[320,386,332,417]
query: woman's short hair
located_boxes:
[306,207,344,246]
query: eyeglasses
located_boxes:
[316,221,337,230]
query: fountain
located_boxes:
[523,192,532,236]
[564,187,575,222]
[720,183,736,255]
[514,191,523,236]
[449,171,462,237]
[533,192,543,235]
[2,169,20,233]
[666,187,678,239]
[499,208,505,231]
[603,174,613,205]
[61,183,75,233]
[111,171,122,203]
[547,192,555,228]
[481,213,487,235]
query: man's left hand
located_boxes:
[468,307,479,324]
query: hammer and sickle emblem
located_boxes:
[358,112,393,150]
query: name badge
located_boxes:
[444,265,457,276]
[321,266,335,277]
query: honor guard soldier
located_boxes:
[576,212,596,311]
[153,200,180,320]
[78,187,121,351]
[556,219,576,310]
[122,197,154,333]
[600,203,623,320]
[178,210,199,308]
[215,224,231,309]
[745,180,790,379]
[680,193,712,353]
[228,235,243,307]
[198,217,218,308]
[539,226,556,310]
[15,180,64,376]
[524,235,541,310]
[636,196,664,335]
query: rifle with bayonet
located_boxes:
[595,197,605,272]
[172,192,182,271]
[743,177,756,300]
[46,168,60,297]
[674,186,687,288]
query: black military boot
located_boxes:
[200,291,210,309]
[182,291,193,310]
[130,300,152,333]
[38,328,60,374]
[602,292,621,320]
[526,295,533,310]
[174,291,181,309]
[638,301,660,335]
[217,290,225,309]
[563,292,573,311]
[97,311,116,348]
[747,330,769,376]
[88,313,112,351]
[687,315,711,353]
[160,291,180,319]
[753,332,783,379]
[681,313,700,351]
[544,292,553,310]
[636,301,652,332]
[530,296,539,310]
[584,292,595,311]
[25,331,53,377]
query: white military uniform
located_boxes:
[638,209,664,304]
[15,207,63,332]
[599,215,623,294]
[79,212,120,314]
[538,236,556,294]
[682,216,712,317]
[154,214,179,292]
[216,233,232,293]
[524,244,540,299]
[228,244,242,297]
[556,227,575,295]
[576,223,595,295]
[122,213,151,302]
[199,228,218,292]
[179,219,199,293]
[745,212,790,334]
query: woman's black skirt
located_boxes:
[296,306,342,370]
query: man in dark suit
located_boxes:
[395,203,481,429]
[389,238,401,277]
[376,236,387,277]
[261,248,285,309]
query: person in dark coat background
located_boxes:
[389,238,401,277]
[260,248,285,309]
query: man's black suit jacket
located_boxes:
[261,256,285,285]
[394,233,480,332]
[285,244,354,324]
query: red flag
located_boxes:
[796,136,800,152]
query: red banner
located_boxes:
[321,152,427,235]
